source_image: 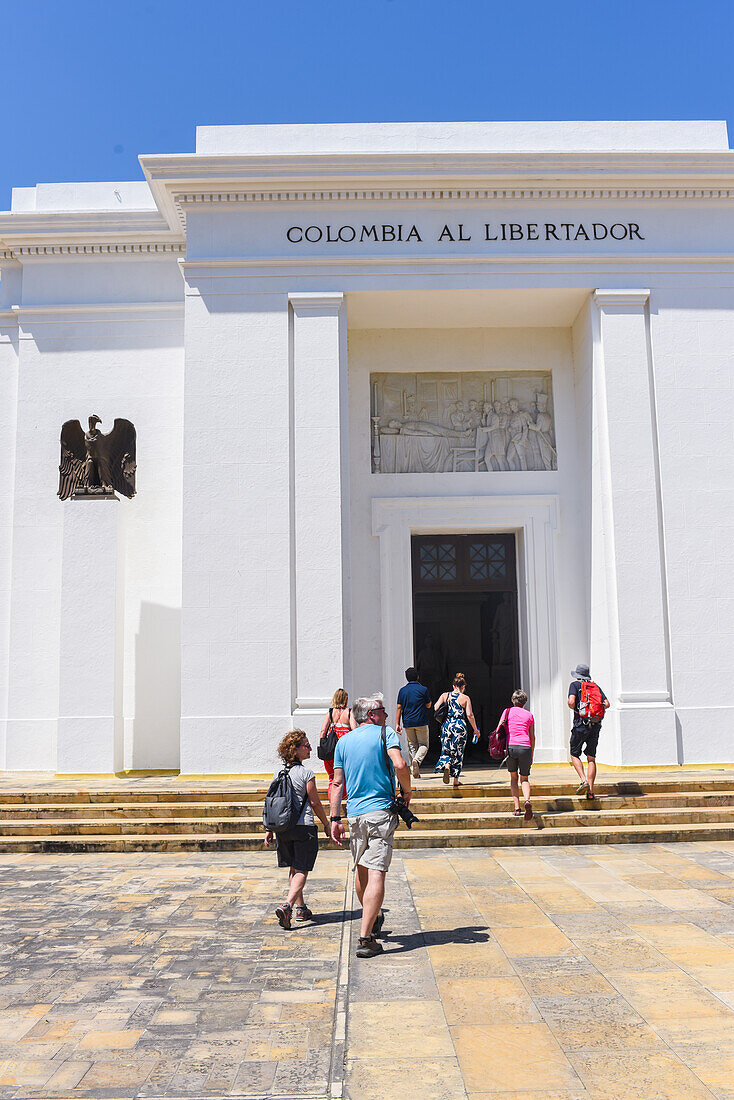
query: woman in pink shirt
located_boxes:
[499,689,535,821]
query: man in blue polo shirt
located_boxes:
[330,692,412,959]
[396,667,432,779]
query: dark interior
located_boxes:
[411,534,520,767]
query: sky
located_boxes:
[3,0,734,209]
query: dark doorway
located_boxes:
[412,534,520,766]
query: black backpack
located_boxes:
[262,765,308,832]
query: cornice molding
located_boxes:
[181,254,734,274]
[594,289,651,308]
[172,186,734,205]
[0,208,184,257]
[10,301,184,326]
[288,292,344,312]
[142,149,734,180]
[0,242,185,260]
[139,149,734,236]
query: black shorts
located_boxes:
[506,745,533,776]
[275,825,319,872]
[570,726,600,759]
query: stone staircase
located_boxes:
[1,775,734,851]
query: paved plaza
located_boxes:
[1,843,734,1099]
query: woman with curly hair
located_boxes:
[264,729,332,930]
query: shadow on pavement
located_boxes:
[381,924,490,954]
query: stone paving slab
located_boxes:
[0,851,349,1099]
[1,842,734,1097]
[346,841,734,1099]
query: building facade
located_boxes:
[0,120,732,774]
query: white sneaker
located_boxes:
[412,759,420,779]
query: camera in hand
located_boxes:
[391,791,419,829]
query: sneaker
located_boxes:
[412,759,421,779]
[576,781,589,794]
[295,905,313,921]
[356,935,384,958]
[275,903,292,930]
[371,909,386,937]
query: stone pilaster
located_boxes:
[57,498,122,773]
[592,289,676,764]
[289,293,349,738]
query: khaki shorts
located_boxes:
[348,809,398,873]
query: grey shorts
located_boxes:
[348,809,398,873]
[507,745,533,776]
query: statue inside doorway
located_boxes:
[58,415,137,500]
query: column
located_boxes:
[592,289,676,764]
[289,293,349,738]
[179,289,293,774]
[57,498,122,773]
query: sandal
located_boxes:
[513,807,522,817]
[586,791,596,801]
[442,765,450,785]
[524,801,534,821]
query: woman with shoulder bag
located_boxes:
[318,688,357,799]
[502,688,535,821]
[433,672,479,788]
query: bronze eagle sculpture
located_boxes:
[58,415,136,500]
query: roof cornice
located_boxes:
[139,149,734,235]
[0,208,184,261]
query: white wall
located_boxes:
[347,322,586,756]
[651,288,734,763]
[0,264,21,769]
[179,287,294,774]
[4,257,183,771]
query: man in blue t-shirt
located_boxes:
[396,667,433,779]
[330,691,412,959]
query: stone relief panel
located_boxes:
[370,371,557,473]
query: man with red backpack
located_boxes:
[567,663,610,800]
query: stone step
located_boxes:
[3,790,734,819]
[2,803,734,836]
[0,819,734,852]
[1,776,734,804]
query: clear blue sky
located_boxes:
[4,0,734,209]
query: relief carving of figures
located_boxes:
[529,391,557,471]
[371,373,557,473]
[506,398,533,471]
[481,400,510,472]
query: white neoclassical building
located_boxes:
[0,120,732,775]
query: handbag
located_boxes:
[434,696,449,725]
[488,708,510,760]
[317,708,339,761]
